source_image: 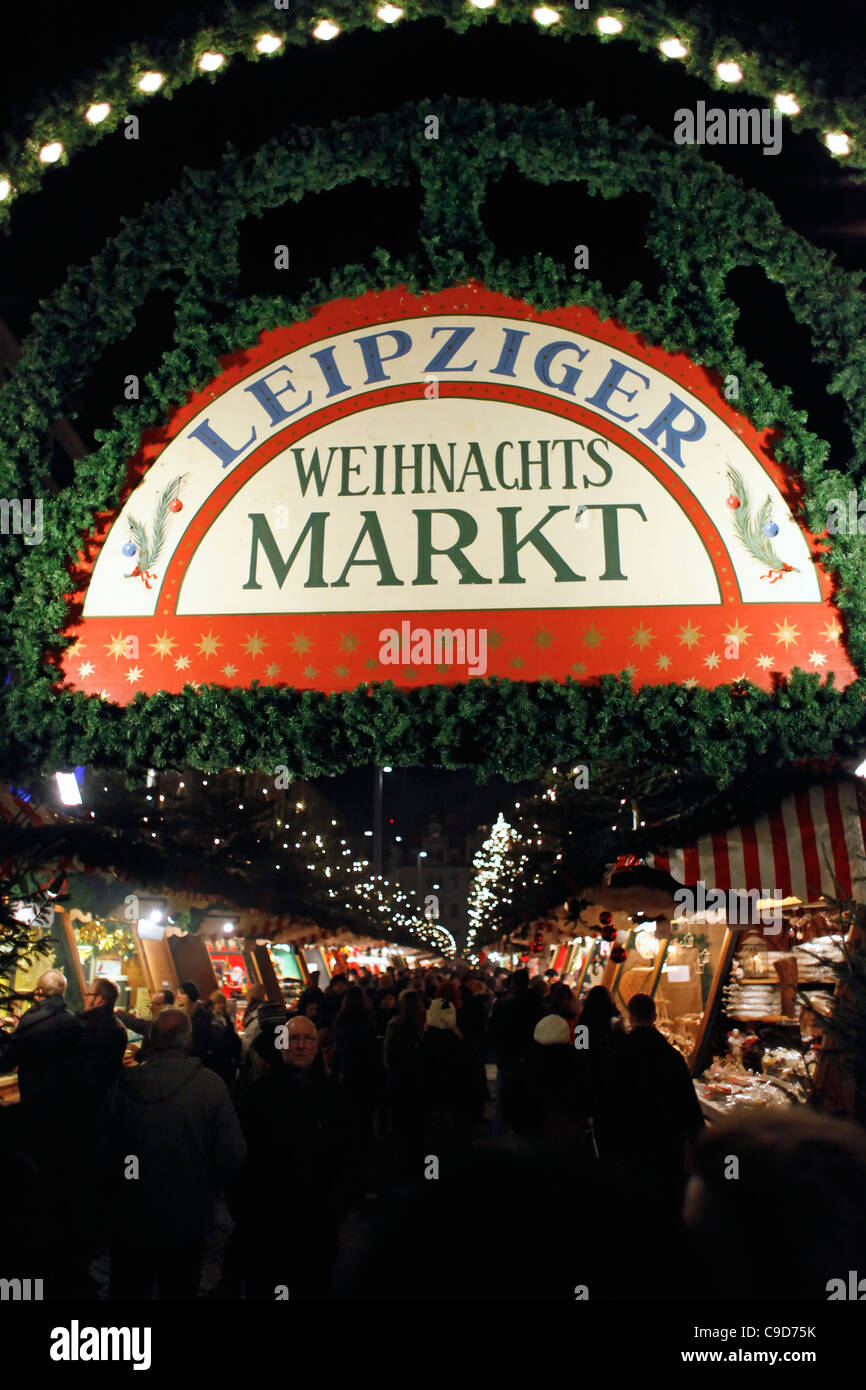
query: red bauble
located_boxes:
[169,498,183,513]
[610,945,627,963]
[726,496,740,509]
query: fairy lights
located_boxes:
[825,131,851,156]
[198,52,226,72]
[137,72,165,94]
[774,93,800,115]
[596,16,623,35]
[255,34,283,54]
[716,60,743,83]
[84,102,111,124]
[659,37,687,59]
[532,7,561,27]
[312,20,340,41]
[39,143,63,164]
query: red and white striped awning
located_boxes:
[647,778,866,905]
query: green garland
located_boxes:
[3,97,866,777]
[2,0,865,232]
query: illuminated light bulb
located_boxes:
[774,92,800,115]
[825,131,850,155]
[313,20,340,40]
[532,6,560,24]
[659,37,687,59]
[85,102,111,124]
[0,177,11,200]
[377,3,403,20]
[255,33,283,54]
[138,71,165,93]
[39,142,63,163]
[716,60,743,82]
[198,51,225,71]
[596,16,623,34]
[470,0,496,7]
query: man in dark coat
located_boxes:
[489,969,544,1133]
[621,993,705,1218]
[105,1008,246,1299]
[115,987,174,1060]
[234,1014,348,1299]
[0,969,82,1111]
[77,976,128,1105]
[176,979,216,1068]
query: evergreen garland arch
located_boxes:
[2,0,865,231]
[3,96,866,778]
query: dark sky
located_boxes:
[3,1,865,848]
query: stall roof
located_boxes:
[647,778,866,905]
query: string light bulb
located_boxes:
[313,20,340,40]
[39,142,63,163]
[85,102,111,123]
[596,16,623,34]
[774,93,800,115]
[0,178,11,201]
[198,52,225,72]
[716,60,743,82]
[532,6,560,25]
[377,4,404,20]
[659,37,687,59]
[825,131,850,155]
[255,34,283,54]
[137,72,165,93]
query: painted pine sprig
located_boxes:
[126,474,186,574]
[726,465,797,576]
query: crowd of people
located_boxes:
[2,961,866,1301]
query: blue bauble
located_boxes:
[762,521,779,538]
[122,541,137,557]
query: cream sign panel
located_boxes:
[83,311,818,619]
[61,285,852,703]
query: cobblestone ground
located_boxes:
[89,1065,499,1300]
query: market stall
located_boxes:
[643,776,866,1110]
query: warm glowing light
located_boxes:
[55,771,81,805]
[659,37,687,59]
[138,71,165,93]
[255,34,283,54]
[0,178,11,201]
[596,16,623,34]
[532,6,560,26]
[377,4,404,21]
[825,131,850,156]
[774,92,800,115]
[39,142,63,163]
[470,0,496,7]
[716,61,743,82]
[85,102,111,124]
[313,20,340,40]
[198,52,225,72]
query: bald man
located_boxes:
[234,1011,347,1298]
[0,969,82,1110]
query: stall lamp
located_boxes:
[223,923,234,933]
[55,770,82,805]
[149,910,163,923]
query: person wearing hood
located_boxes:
[505,1014,591,1154]
[418,998,477,1163]
[105,1007,246,1300]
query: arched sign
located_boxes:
[61,283,854,701]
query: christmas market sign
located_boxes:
[60,284,855,702]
